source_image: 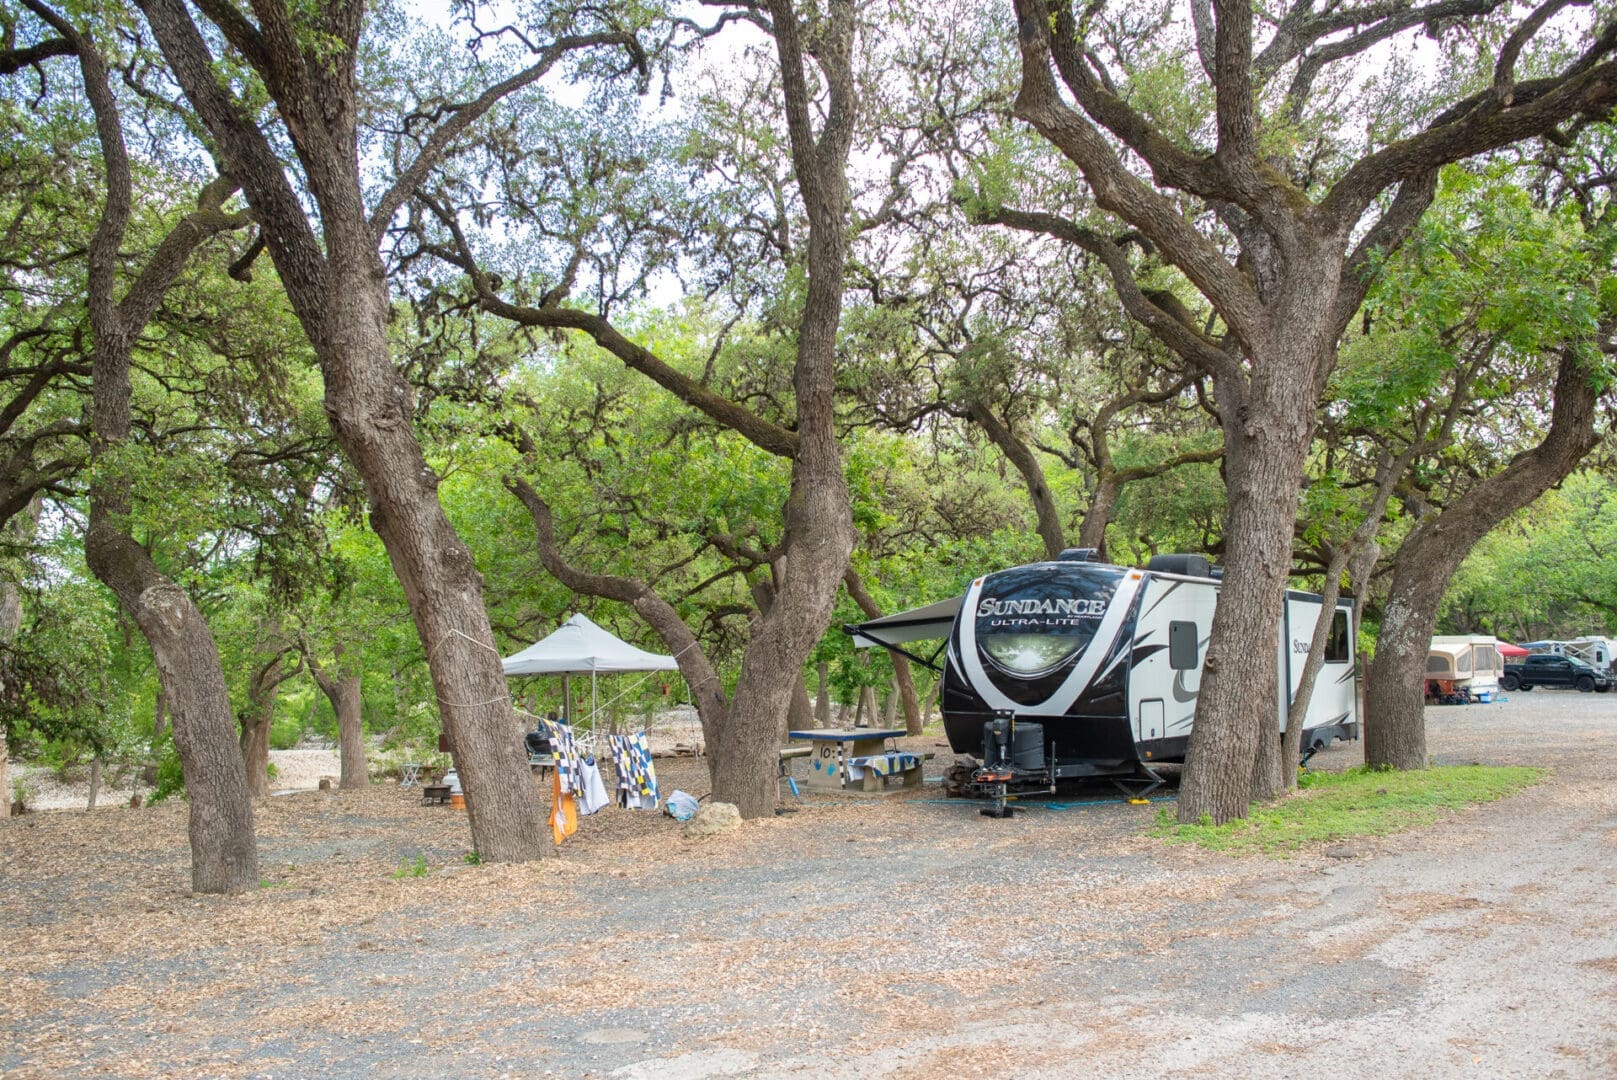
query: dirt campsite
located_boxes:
[3,692,1615,1079]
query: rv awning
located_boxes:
[845,595,962,649]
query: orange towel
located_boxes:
[550,768,577,845]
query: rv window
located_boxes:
[1426,653,1450,675]
[1325,611,1350,663]
[1168,621,1199,670]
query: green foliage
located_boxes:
[1442,471,1617,639]
[1339,167,1605,434]
[269,714,302,752]
[149,744,186,805]
[1152,765,1545,855]
[392,854,430,880]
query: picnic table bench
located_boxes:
[786,728,925,793]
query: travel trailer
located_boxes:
[1519,637,1617,677]
[846,550,1360,815]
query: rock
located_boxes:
[1325,844,1368,859]
[682,801,742,838]
[318,777,334,791]
[129,793,142,809]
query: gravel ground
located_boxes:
[2,693,1614,1079]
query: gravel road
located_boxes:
[2,692,1614,1079]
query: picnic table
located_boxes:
[786,728,923,793]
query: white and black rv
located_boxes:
[846,550,1359,812]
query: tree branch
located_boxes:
[421,197,800,459]
[0,35,71,75]
[1011,0,1264,346]
[976,204,1242,382]
[369,29,642,240]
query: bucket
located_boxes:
[1477,690,1492,704]
[449,793,466,810]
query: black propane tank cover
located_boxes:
[1012,722,1045,770]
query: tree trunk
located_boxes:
[152,683,168,742]
[307,642,367,790]
[1075,473,1121,562]
[1366,352,1600,769]
[1251,704,1286,801]
[696,0,859,819]
[55,15,258,892]
[1178,353,1322,825]
[320,273,547,859]
[1280,555,1348,789]
[0,570,18,821]
[787,675,813,741]
[87,755,102,810]
[239,713,271,799]
[88,530,259,892]
[896,665,922,736]
[335,674,365,790]
[139,684,168,787]
[815,662,830,726]
[240,649,283,799]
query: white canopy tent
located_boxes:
[501,613,680,725]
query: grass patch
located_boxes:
[1152,764,1546,856]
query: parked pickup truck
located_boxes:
[1502,654,1613,693]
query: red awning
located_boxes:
[1498,642,1530,658]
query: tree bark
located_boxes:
[1278,553,1348,788]
[1179,343,1327,824]
[1075,473,1121,559]
[87,755,102,810]
[1366,351,1603,769]
[815,662,830,726]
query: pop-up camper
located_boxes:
[846,550,1359,814]
[1425,635,1504,704]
